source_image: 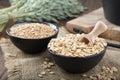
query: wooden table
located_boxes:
[0,0,102,80]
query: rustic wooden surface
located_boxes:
[66,8,120,42]
[0,0,102,80]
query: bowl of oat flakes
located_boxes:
[48,34,107,73]
[6,22,59,53]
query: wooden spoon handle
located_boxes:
[84,21,108,45]
[89,21,108,38]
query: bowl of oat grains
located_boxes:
[6,22,59,53]
[48,34,107,73]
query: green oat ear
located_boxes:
[0,0,85,32]
[0,23,7,32]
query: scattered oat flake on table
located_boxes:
[111,67,118,72]
[49,71,55,75]
[82,74,87,77]
[89,66,118,80]
[41,71,46,75]
[38,74,43,78]
[46,69,51,72]
[44,58,50,61]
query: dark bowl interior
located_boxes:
[48,47,107,73]
[6,22,59,54]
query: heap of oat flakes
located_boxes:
[48,34,107,57]
[10,23,55,39]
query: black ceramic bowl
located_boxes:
[48,47,107,73]
[6,22,59,54]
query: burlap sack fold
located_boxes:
[0,27,120,80]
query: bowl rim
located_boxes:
[6,22,59,40]
[47,46,107,59]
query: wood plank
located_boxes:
[66,8,120,42]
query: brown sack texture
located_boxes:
[0,27,120,80]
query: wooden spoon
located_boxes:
[81,21,108,46]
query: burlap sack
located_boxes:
[0,27,120,80]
